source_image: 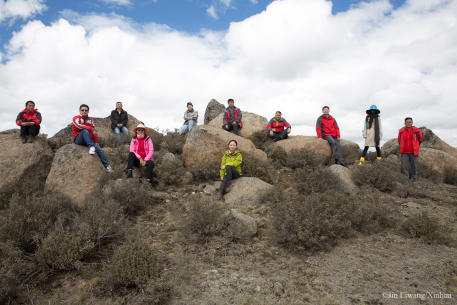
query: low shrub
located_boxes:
[284,148,319,169]
[293,166,339,195]
[155,155,186,187]
[98,132,132,148]
[242,156,275,183]
[250,130,270,151]
[418,163,442,184]
[444,168,457,186]
[112,240,162,289]
[265,146,287,166]
[353,161,403,192]
[340,145,360,165]
[403,212,439,241]
[106,179,154,215]
[162,130,186,155]
[189,160,220,182]
[183,194,226,237]
[149,127,165,152]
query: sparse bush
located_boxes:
[189,160,220,181]
[162,130,186,154]
[340,145,360,166]
[112,240,162,289]
[267,189,352,251]
[99,132,132,148]
[183,194,226,237]
[353,161,403,192]
[418,163,442,184]
[242,156,275,183]
[155,155,186,187]
[293,166,339,195]
[284,148,318,169]
[149,127,165,151]
[444,168,457,186]
[250,130,270,151]
[403,212,439,240]
[106,179,154,215]
[265,146,287,166]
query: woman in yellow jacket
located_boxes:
[218,140,242,199]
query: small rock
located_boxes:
[224,177,274,207]
[269,174,280,184]
[181,171,194,185]
[224,209,257,239]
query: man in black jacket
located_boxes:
[110,101,129,141]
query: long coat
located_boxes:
[363,116,383,147]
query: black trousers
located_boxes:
[127,152,154,180]
[362,146,381,158]
[224,122,240,135]
[219,166,240,191]
[269,130,289,141]
[20,122,40,137]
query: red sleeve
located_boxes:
[418,129,423,144]
[16,112,24,126]
[316,117,323,138]
[33,112,42,125]
[72,116,94,131]
[397,132,401,144]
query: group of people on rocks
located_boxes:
[15,99,423,190]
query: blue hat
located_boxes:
[366,105,380,114]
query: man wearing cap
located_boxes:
[178,102,198,135]
[73,104,112,172]
[267,111,291,142]
[110,101,129,142]
[316,106,348,167]
[16,100,42,143]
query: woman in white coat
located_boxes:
[359,105,383,165]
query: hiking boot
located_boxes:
[27,136,34,143]
[225,181,233,192]
[89,146,96,155]
[124,170,133,178]
[105,165,112,173]
[217,190,223,200]
[21,136,27,144]
[377,157,382,161]
[358,157,365,166]
[339,162,348,168]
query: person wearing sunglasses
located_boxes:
[72,104,112,172]
[124,124,155,184]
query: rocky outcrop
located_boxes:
[420,148,457,177]
[267,136,332,165]
[340,139,361,157]
[0,129,54,189]
[204,99,226,125]
[48,114,143,150]
[224,209,257,239]
[224,177,273,207]
[329,165,360,195]
[44,144,107,207]
[207,111,268,139]
[183,125,267,169]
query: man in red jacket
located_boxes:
[73,104,112,172]
[316,106,347,167]
[267,111,291,142]
[16,100,42,143]
[398,117,423,187]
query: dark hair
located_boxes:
[405,117,413,122]
[322,106,329,110]
[228,140,237,146]
[227,99,234,103]
[25,100,35,106]
[116,101,122,105]
[276,111,282,115]
[79,104,90,111]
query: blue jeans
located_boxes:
[114,126,129,141]
[178,120,196,135]
[75,129,109,167]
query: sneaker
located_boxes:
[21,136,27,144]
[89,146,96,155]
[225,181,233,192]
[124,170,133,178]
[217,190,223,200]
[105,165,112,173]
[27,136,34,143]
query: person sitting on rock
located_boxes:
[222,99,242,136]
[316,106,348,167]
[124,124,155,184]
[178,102,198,135]
[218,140,242,199]
[398,117,423,188]
[16,100,42,143]
[72,104,112,172]
[267,111,291,142]
[359,105,383,165]
[110,101,129,142]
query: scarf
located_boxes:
[228,150,235,155]
[366,114,380,146]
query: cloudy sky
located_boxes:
[1,0,456,149]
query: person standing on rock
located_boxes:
[398,117,423,187]
[124,124,155,184]
[358,105,383,165]
[110,101,129,142]
[267,111,291,142]
[222,99,242,136]
[316,106,348,167]
[218,140,242,199]
[16,100,42,143]
[178,102,198,135]
[73,104,112,172]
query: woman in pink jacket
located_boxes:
[124,124,154,184]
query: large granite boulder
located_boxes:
[267,135,332,165]
[48,114,143,150]
[329,164,360,195]
[224,177,274,207]
[224,209,257,239]
[204,99,226,125]
[420,148,457,178]
[44,144,107,207]
[207,111,268,139]
[0,129,54,189]
[183,125,267,169]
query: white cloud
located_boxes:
[99,0,132,6]
[220,0,232,7]
[0,0,46,22]
[1,0,457,149]
[250,0,258,4]
[207,5,218,19]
